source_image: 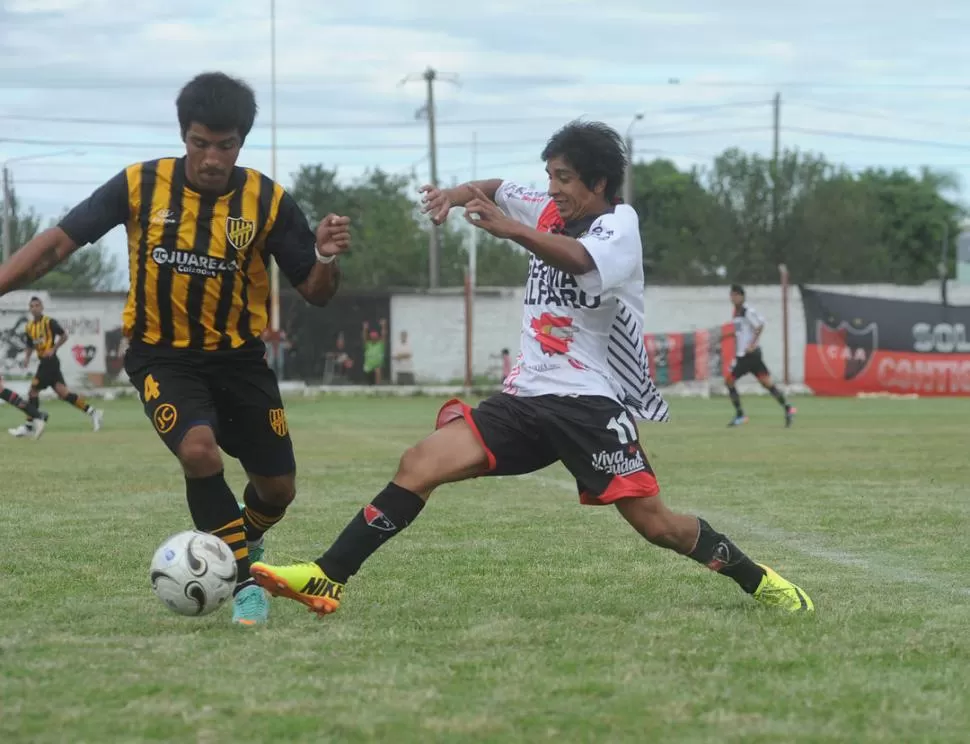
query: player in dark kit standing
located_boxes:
[8,296,103,438]
[0,72,352,626]
[250,121,814,617]
[725,284,795,428]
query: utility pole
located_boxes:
[771,92,781,264]
[401,66,459,289]
[623,113,644,206]
[1,167,11,263]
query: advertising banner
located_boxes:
[802,287,970,396]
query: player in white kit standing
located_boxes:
[250,121,814,616]
[725,284,796,427]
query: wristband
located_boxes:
[315,249,337,265]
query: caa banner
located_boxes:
[645,323,734,385]
[802,287,970,396]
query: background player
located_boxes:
[725,284,795,427]
[0,374,48,439]
[0,72,351,626]
[249,121,814,618]
[8,296,103,438]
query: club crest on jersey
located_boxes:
[226,216,256,251]
[363,504,396,531]
[530,312,575,356]
[817,318,877,380]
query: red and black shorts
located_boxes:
[437,393,660,505]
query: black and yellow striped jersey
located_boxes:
[58,158,316,352]
[25,315,65,356]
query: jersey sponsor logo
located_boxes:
[590,447,647,477]
[530,312,575,356]
[583,224,614,241]
[226,216,257,252]
[363,504,396,531]
[152,403,178,434]
[151,246,239,278]
[150,208,178,225]
[268,407,288,437]
[817,319,877,380]
[524,258,601,309]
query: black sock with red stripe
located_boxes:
[315,482,425,583]
[727,386,743,417]
[185,471,252,590]
[768,385,790,409]
[687,518,765,594]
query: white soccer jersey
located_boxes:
[494,180,669,422]
[733,304,766,357]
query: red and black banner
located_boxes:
[645,323,734,385]
[802,287,970,396]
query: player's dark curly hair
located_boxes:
[540,120,628,202]
[730,284,745,296]
[176,72,258,142]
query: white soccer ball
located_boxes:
[149,530,237,616]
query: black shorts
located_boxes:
[123,342,295,477]
[729,349,770,381]
[33,357,65,390]
[436,393,660,506]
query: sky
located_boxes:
[2,0,970,288]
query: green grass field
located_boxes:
[2,394,969,743]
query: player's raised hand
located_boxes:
[464,187,516,239]
[419,184,452,225]
[315,214,351,258]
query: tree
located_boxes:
[289,165,528,289]
[2,184,118,290]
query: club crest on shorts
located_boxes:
[226,216,256,252]
[153,403,178,434]
[363,504,396,531]
[268,408,288,437]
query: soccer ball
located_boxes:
[149,530,237,616]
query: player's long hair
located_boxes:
[540,121,627,202]
[176,72,258,142]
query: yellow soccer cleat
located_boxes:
[753,564,814,613]
[250,561,344,617]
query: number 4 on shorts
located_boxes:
[144,374,161,402]
[607,411,637,444]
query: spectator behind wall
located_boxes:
[393,330,415,385]
[362,318,387,385]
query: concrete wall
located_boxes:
[26,285,970,386]
[393,283,970,384]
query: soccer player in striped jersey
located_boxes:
[251,121,814,617]
[0,72,351,626]
[725,285,796,428]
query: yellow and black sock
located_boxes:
[242,483,287,543]
[185,471,251,590]
[64,392,91,413]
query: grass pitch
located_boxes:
[2,394,968,743]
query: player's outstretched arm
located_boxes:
[420,179,503,225]
[293,214,351,307]
[0,227,80,296]
[462,186,594,275]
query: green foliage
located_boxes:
[289,166,528,288]
[631,148,964,284]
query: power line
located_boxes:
[788,100,970,133]
[0,126,764,152]
[0,100,771,130]
[785,126,970,151]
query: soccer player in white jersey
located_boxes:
[251,122,813,615]
[725,284,796,428]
